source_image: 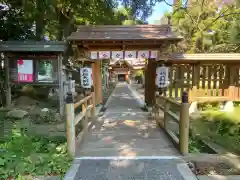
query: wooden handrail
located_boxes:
[154,92,189,155]
[75,104,94,125]
[156,94,181,106]
[65,92,96,156]
[192,96,229,103]
[165,110,179,122]
[74,94,92,109]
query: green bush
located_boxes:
[200,109,240,136]
[198,102,221,111]
[0,128,72,179]
[189,137,202,153]
[192,108,240,154]
[28,109,61,124]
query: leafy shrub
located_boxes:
[28,109,62,124]
[200,110,240,136]
[192,108,240,154]
[198,102,221,111]
[189,137,202,153]
[0,128,72,179]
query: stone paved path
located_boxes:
[66,82,197,180]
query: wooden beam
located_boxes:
[156,60,240,64]
[80,45,162,51]
[77,40,165,46]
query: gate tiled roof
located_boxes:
[67,25,182,41]
[0,41,66,52]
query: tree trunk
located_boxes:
[35,0,45,40]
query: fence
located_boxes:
[65,92,96,156]
[154,91,190,155]
[160,63,240,102]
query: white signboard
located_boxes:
[138,50,149,59]
[17,60,33,82]
[150,51,158,58]
[90,51,98,59]
[112,51,123,59]
[99,51,110,59]
[125,51,137,59]
[80,67,92,88]
[90,51,158,59]
[155,66,169,88]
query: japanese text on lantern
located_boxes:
[17,59,33,82]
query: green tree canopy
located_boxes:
[0,0,169,41]
[164,0,240,53]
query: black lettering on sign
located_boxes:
[160,71,166,76]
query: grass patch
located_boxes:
[0,127,72,179]
[191,108,240,154]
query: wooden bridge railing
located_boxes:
[157,63,240,103]
[65,92,96,156]
[154,91,190,155]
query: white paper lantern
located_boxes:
[80,67,92,88]
[155,66,169,88]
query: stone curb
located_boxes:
[64,160,81,180]
[197,175,240,180]
[177,163,199,180]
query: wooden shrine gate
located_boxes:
[67,24,182,107]
[66,24,182,155]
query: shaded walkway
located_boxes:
[76,82,179,157]
[66,83,197,180]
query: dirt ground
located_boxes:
[188,161,240,176]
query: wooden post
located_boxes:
[82,98,86,115]
[4,56,11,107]
[83,100,88,132]
[87,98,91,117]
[58,54,64,116]
[144,65,148,105]
[229,65,236,100]
[191,63,200,102]
[91,91,96,117]
[179,91,189,155]
[145,59,157,106]
[94,60,102,105]
[65,92,75,156]
[163,100,170,130]
[154,92,159,122]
